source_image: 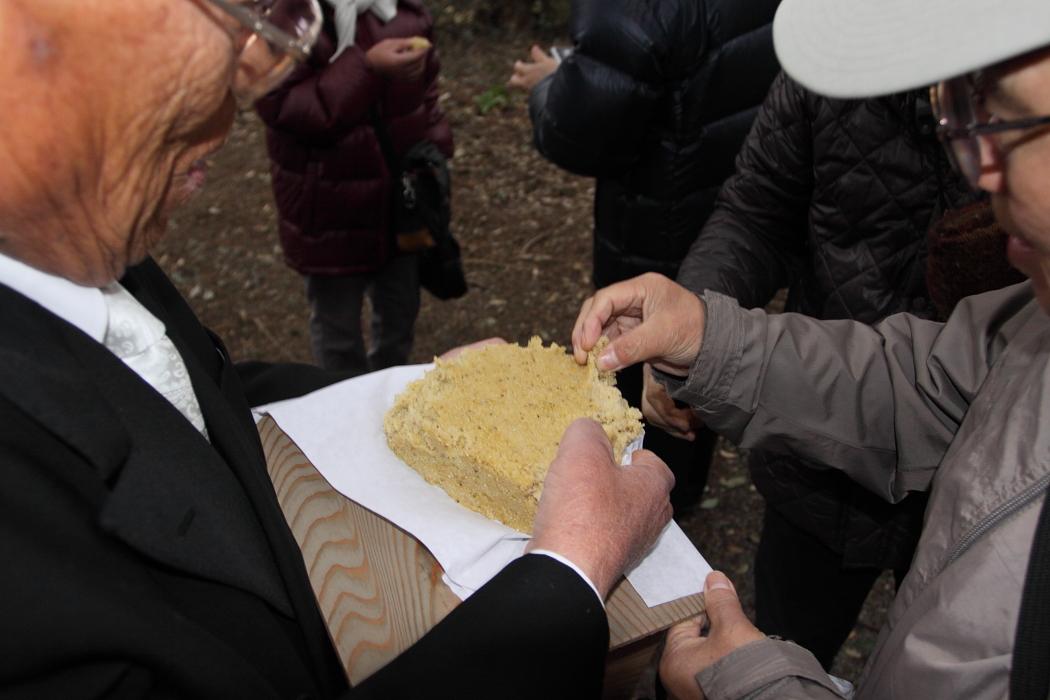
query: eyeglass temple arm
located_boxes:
[941,114,1050,140]
[207,0,313,62]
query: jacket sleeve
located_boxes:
[528,0,701,176]
[696,638,849,699]
[347,554,609,699]
[235,360,356,406]
[255,46,384,141]
[676,73,813,309]
[663,282,1036,502]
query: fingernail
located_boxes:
[705,571,734,593]
[598,347,620,371]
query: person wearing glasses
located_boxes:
[256,0,453,377]
[568,0,1050,696]
[643,71,1023,672]
[0,1,675,698]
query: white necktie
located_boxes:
[102,283,209,439]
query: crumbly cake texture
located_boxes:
[383,337,643,533]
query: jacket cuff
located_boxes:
[528,74,555,129]
[657,291,745,408]
[697,638,848,699]
[525,549,604,608]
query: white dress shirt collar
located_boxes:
[0,251,107,343]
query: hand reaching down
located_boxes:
[527,418,674,599]
[642,363,703,441]
[572,272,706,376]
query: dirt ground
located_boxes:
[158,16,892,684]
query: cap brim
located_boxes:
[773,0,1050,98]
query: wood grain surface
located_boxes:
[259,416,705,694]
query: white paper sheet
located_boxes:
[258,364,711,607]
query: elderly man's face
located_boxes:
[0,0,241,285]
[975,49,1050,312]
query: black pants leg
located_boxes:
[753,505,882,670]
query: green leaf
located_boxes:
[474,85,510,115]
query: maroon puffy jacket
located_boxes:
[256,0,453,276]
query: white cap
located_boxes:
[773,0,1050,98]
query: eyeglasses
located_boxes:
[205,0,322,105]
[930,74,1050,188]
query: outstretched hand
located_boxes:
[508,45,558,92]
[572,273,706,376]
[659,571,766,700]
[527,418,674,599]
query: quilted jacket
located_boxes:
[677,72,977,569]
[527,0,782,288]
[256,0,453,276]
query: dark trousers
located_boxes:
[615,363,716,516]
[304,255,420,374]
[754,505,908,670]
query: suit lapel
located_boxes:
[121,261,347,693]
[0,280,294,617]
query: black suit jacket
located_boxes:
[0,259,608,699]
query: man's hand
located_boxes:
[642,364,702,441]
[527,419,674,599]
[659,572,766,700]
[507,45,558,92]
[365,38,429,82]
[572,273,705,376]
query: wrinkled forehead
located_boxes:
[3,1,204,69]
[0,0,239,152]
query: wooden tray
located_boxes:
[259,416,704,698]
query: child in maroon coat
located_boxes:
[257,0,452,374]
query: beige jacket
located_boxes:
[666,282,1048,699]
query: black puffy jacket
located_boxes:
[528,0,781,288]
[677,73,977,568]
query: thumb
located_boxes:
[530,44,548,61]
[598,326,659,371]
[556,418,613,463]
[627,449,675,492]
[703,571,748,631]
